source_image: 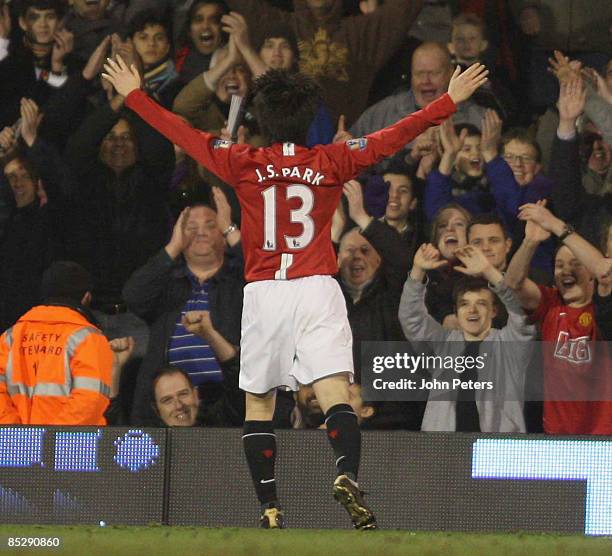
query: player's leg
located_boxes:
[243,390,284,528]
[240,281,294,528]
[312,374,377,530]
[311,373,360,480]
[293,276,376,530]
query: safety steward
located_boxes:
[0,261,113,425]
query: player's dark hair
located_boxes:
[452,276,492,308]
[41,261,93,304]
[467,213,509,240]
[252,69,321,145]
[20,0,65,18]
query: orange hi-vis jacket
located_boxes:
[0,305,113,425]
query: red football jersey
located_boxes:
[126,89,456,282]
[533,285,612,434]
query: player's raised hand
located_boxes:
[548,50,581,84]
[595,258,612,284]
[582,67,612,104]
[102,54,141,97]
[447,63,489,104]
[221,11,250,54]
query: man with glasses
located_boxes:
[495,128,555,281]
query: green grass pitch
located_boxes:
[2,526,612,555]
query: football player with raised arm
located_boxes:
[102,56,488,529]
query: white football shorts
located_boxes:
[239,275,354,393]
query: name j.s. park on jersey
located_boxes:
[255,165,325,186]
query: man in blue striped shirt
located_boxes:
[125,187,244,425]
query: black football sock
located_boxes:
[242,421,279,507]
[325,403,361,482]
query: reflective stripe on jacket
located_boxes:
[0,305,113,425]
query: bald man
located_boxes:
[351,42,486,141]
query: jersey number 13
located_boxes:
[262,185,315,251]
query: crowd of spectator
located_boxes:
[0,0,611,435]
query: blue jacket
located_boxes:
[425,157,555,276]
[424,156,521,228]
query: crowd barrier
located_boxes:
[1,427,609,534]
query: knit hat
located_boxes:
[255,22,300,63]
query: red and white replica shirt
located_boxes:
[533,285,612,434]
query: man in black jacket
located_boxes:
[63,84,175,357]
[124,199,245,425]
[333,179,424,430]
